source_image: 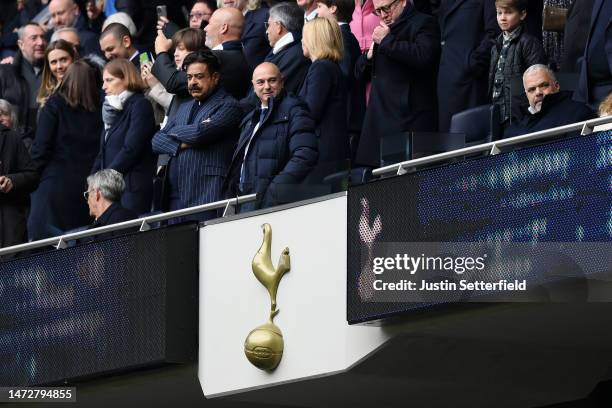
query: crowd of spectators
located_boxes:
[0,0,609,247]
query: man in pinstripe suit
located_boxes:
[152,49,244,220]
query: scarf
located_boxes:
[102,90,134,132]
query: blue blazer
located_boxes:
[152,88,244,208]
[265,36,311,95]
[299,59,349,165]
[92,92,157,215]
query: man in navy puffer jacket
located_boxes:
[224,62,318,211]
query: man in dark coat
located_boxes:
[205,8,253,100]
[574,0,612,110]
[224,62,318,211]
[354,0,440,168]
[86,169,137,229]
[0,23,46,142]
[436,0,499,131]
[0,124,38,248]
[48,0,101,56]
[561,0,595,72]
[264,2,310,95]
[152,50,243,220]
[505,64,594,138]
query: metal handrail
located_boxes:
[372,115,612,177]
[0,194,257,257]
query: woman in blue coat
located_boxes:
[28,60,104,240]
[92,58,156,215]
[299,17,349,172]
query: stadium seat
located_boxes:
[450,104,502,146]
[380,131,465,166]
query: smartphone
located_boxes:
[139,52,150,66]
[156,5,168,19]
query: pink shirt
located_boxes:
[350,0,380,52]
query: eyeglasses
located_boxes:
[374,0,400,16]
[83,189,93,200]
[264,20,282,30]
[189,12,211,19]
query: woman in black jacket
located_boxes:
[92,58,156,215]
[299,17,349,174]
[28,60,103,240]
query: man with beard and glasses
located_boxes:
[152,49,243,220]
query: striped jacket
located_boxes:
[152,88,243,208]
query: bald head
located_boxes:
[204,8,244,48]
[252,62,284,106]
[49,0,79,29]
[51,27,80,49]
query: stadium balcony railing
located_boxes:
[0,115,611,259]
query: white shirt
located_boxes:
[528,105,540,115]
[212,44,224,50]
[305,9,318,21]
[273,32,294,55]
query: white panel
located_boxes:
[199,196,389,397]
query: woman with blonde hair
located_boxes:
[37,39,78,106]
[91,58,156,215]
[299,17,349,170]
[594,92,612,132]
[598,92,612,117]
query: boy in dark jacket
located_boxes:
[489,0,546,125]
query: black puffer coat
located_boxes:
[224,93,318,210]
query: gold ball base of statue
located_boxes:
[244,224,290,371]
[244,321,284,370]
